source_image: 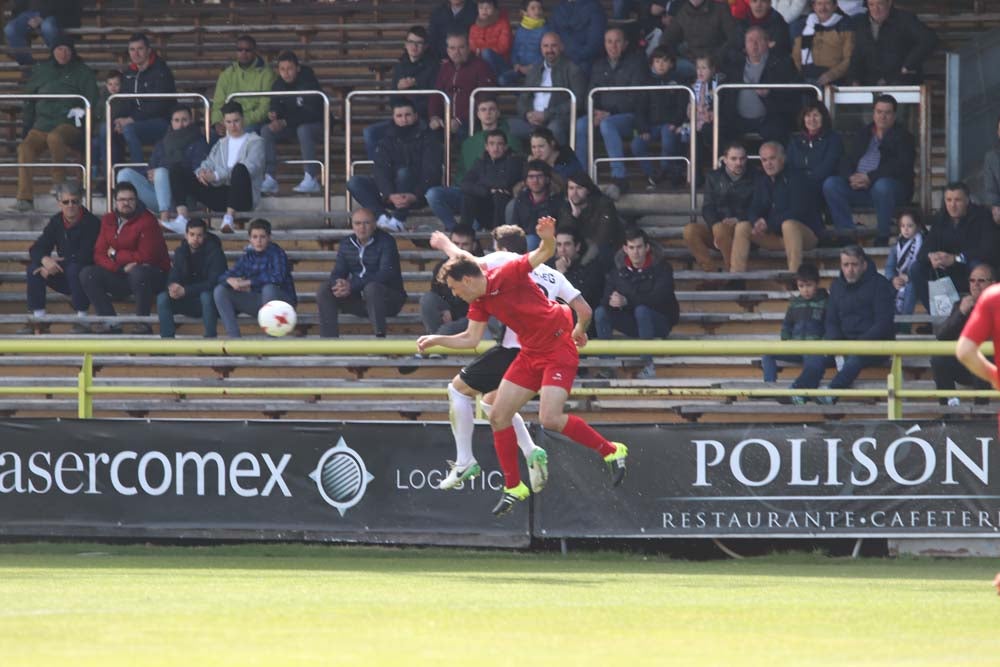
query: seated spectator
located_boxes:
[79,182,170,334]
[548,0,608,74]
[732,141,821,273]
[791,245,895,404]
[511,160,563,249]
[552,225,605,310]
[910,182,998,314]
[595,226,680,378]
[5,1,81,66]
[684,140,755,274]
[421,224,481,335]
[470,0,513,79]
[932,263,996,407]
[210,35,275,142]
[510,31,586,148]
[691,53,720,174]
[983,114,1000,225]
[171,101,265,234]
[14,36,98,213]
[317,208,407,338]
[761,262,827,383]
[792,0,854,86]
[260,51,325,196]
[22,182,100,335]
[660,0,739,78]
[737,0,792,60]
[363,27,439,161]
[847,0,937,86]
[632,47,690,190]
[785,99,842,197]
[505,0,547,86]
[117,105,209,233]
[95,33,176,180]
[721,25,801,146]
[575,27,645,196]
[527,127,584,192]
[461,130,525,229]
[883,210,923,321]
[427,31,496,136]
[213,218,296,339]
[157,218,227,338]
[349,99,443,232]
[95,70,125,164]
[558,171,625,266]
[428,0,478,60]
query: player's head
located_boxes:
[439,256,486,303]
[492,224,528,254]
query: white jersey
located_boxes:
[482,251,582,349]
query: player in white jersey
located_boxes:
[432,224,592,492]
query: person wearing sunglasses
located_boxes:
[210,34,275,144]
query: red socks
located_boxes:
[560,415,616,457]
[493,426,521,489]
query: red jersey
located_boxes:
[961,285,1000,372]
[467,254,573,354]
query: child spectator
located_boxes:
[632,47,689,189]
[505,0,547,85]
[884,210,924,320]
[762,262,827,384]
[470,0,513,79]
[95,71,125,177]
[690,53,718,180]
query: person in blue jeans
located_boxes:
[157,218,227,338]
[762,263,827,384]
[631,46,689,189]
[4,1,80,66]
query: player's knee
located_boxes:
[537,409,565,432]
[488,411,512,431]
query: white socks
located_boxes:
[480,400,536,457]
[32,309,45,317]
[447,382,475,466]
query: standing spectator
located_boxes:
[983,114,1000,225]
[822,94,914,246]
[883,210,923,321]
[761,262,827,384]
[511,160,562,249]
[660,0,739,79]
[210,35,275,141]
[156,218,227,338]
[317,208,407,338]
[847,0,937,86]
[348,99,443,232]
[631,47,690,189]
[505,0,547,86]
[558,171,625,265]
[721,25,801,146]
[933,263,995,407]
[548,0,607,74]
[461,130,525,229]
[785,99,843,198]
[511,31,586,149]
[428,0,478,60]
[116,105,209,233]
[427,31,496,136]
[732,141,821,273]
[792,0,854,86]
[14,36,98,213]
[421,224,481,335]
[684,140,755,274]
[469,0,513,79]
[737,0,792,59]
[260,51,325,196]
[171,101,265,234]
[213,218,296,339]
[4,0,81,66]
[792,245,895,404]
[552,225,605,310]
[575,27,645,196]
[79,182,170,334]
[595,226,680,378]
[23,182,99,335]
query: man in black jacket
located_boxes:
[822,94,914,246]
[346,99,443,232]
[460,130,525,230]
[848,0,937,86]
[260,51,325,196]
[427,0,477,60]
[557,171,624,268]
[23,182,100,335]
[511,160,563,249]
[420,224,480,336]
[932,262,994,407]
[156,218,227,338]
[553,225,605,311]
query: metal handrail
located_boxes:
[711,83,823,164]
[344,90,451,213]
[587,85,697,212]
[823,84,931,212]
[226,90,331,213]
[468,86,577,150]
[105,93,211,210]
[2,94,92,208]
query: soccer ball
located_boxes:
[258,300,297,337]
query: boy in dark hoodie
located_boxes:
[631,46,691,189]
[157,217,228,338]
[762,262,827,383]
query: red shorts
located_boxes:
[502,336,578,393]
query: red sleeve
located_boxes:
[467,299,488,322]
[92,218,116,271]
[961,288,1000,344]
[496,20,512,59]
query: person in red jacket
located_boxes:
[79,182,171,334]
[469,0,513,78]
[428,30,496,135]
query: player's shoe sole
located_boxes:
[437,459,481,490]
[604,442,628,487]
[491,481,530,516]
[526,447,549,493]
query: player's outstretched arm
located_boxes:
[528,216,556,269]
[416,320,488,353]
[955,336,1000,389]
[430,231,478,262]
[568,294,592,348]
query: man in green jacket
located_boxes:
[210,34,275,141]
[15,36,99,212]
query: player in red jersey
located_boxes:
[416,216,628,516]
[955,282,1000,594]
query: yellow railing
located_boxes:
[0,339,994,420]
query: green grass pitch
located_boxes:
[0,542,998,666]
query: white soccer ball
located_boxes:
[258,300,297,337]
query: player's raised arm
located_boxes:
[528,216,556,269]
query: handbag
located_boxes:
[928,270,960,318]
